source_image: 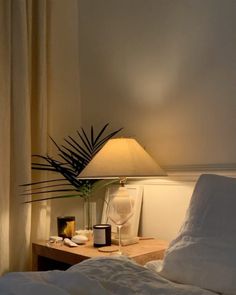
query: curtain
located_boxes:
[0,0,49,274]
[0,0,80,274]
[0,0,11,274]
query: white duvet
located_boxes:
[0,256,217,295]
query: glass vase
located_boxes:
[83,197,96,230]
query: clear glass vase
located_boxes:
[83,197,96,230]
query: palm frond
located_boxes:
[77,129,93,154]
[22,182,72,192]
[91,125,94,146]
[20,178,67,187]
[21,123,123,202]
[23,193,84,203]
[63,138,91,163]
[93,123,109,145]
[21,188,79,196]
[60,145,90,168]
[93,128,123,152]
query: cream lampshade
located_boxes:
[79,137,166,249]
[79,138,166,179]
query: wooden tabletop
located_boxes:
[33,238,168,258]
[32,239,168,270]
[32,238,169,270]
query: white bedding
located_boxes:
[0,256,217,295]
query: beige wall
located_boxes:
[49,1,236,240]
[47,0,83,235]
[79,0,236,170]
[48,0,81,143]
[75,0,236,240]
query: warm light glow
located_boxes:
[79,138,166,178]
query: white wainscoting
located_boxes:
[130,169,236,241]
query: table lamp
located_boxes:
[79,138,166,249]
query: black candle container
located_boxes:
[93,224,111,247]
[57,216,75,239]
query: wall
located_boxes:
[77,0,236,241]
[79,0,236,169]
[46,0,83,235]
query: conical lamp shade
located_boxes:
[79,138,166,178]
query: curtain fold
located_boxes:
[10,0,32,271]
[30,0,50,244]
[0,0,80,274]
[0,0,50,274]
[0,0,11,274]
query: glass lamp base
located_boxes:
[111,236,139,246]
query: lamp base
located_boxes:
[112,236,139,246]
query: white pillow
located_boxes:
[159,174,236,295]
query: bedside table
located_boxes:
[32,239,168,271]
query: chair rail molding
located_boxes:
[129,163,236,185]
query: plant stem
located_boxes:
[117,225,122,255]
[87,195,91,230]
[84,193,92,230]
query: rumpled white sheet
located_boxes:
[0,256,217,295]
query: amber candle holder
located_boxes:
[57,216,75,239]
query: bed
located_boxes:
[0,256,216,295]
[1,173,236,295]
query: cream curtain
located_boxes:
[0,0,11,274]
[0,0,49,274]
[0,0,80,274]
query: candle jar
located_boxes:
[57,216,75,239]
[93,224,111,247]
